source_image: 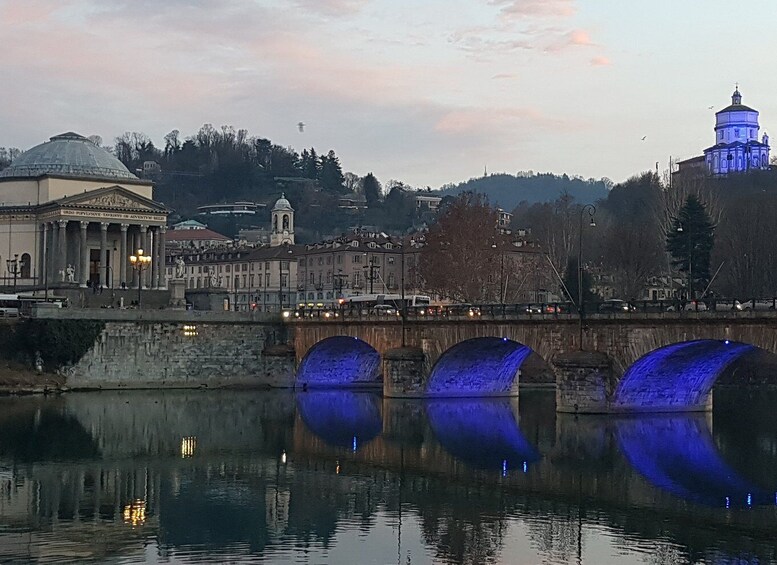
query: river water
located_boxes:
[0,387,776,564]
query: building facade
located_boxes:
[0,132,168,289]
[704,88,770,176]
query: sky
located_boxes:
[1,0,777,188]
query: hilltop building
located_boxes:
[676,87,771,179]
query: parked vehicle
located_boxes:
[597,300,636,313]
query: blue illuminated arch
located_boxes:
[426,399,540,472]
[296,336,381,388]
[613,340,756,411]
[425,337,532,397]
[297,391,382,449]
[616,415,773,508]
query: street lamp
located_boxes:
[129,248,152,308]
[5,254,20,292]
[490,242,506,304]
[676,224,693,301]
[578,204,596,349]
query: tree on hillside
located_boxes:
[300,148,319,179]
[666,195,715,299]
[419,193,500,302]
[362,172,382,207]
[319,150,345,192]
[601,219,664,300]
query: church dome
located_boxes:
[272,193,294,212]
[0,132,137,180]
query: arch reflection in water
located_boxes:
[296,391,382,449]
[426,337,533,397]
[614,340,756,410]
[426,399,540,472]
[615,415,773,508]
[296,336,381,389]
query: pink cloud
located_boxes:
[489,0,577,20]
[491,72,520,80]
[590,56,612,67]
[293,0,368,16]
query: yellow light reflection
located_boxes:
[181,436,197,458]
[123,499,147,526]
[182,324,198,337]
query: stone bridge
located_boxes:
[287,312,777,413]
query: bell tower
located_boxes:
[271,193,295,247]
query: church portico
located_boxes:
[0,133,169,297]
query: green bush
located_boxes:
[0,319,105,370]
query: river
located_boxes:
[0,387,776,564]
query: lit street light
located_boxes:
[129,248,152,308]
[578,204,596,349]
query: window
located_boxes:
[20,253,31,278]
[388,273,396,287]
[388,257,395,264]
[281,274,288,287]
[242,275,247,287]
[326,256,331,265]
[265,261,270,270]
[317,292,324,300]
[337,255,342,264]
[226,265,231,273]
[235,276,240,288]
[308,292,314,300]
[353,272,362,286]
[353,255,362,264]
[326,271,332,284]
[300,258,306,267]
[250,275,255,287]
[281,261,289,270]
[309,272,315,284]
[242,264,248,272]
[265,273,270,287]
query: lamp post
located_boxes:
[676,223,693,301]
[5,254,20,292]
[578,204,596,349]
[129,248,152,308]
[363,255,380,294]
[490,242,506,304]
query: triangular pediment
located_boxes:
[54,185,167,212]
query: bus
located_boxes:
[339,294,431,313]
[0,294,20,317]
[0,294,66,317]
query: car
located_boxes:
[597,300,636,313]
[372,304,397,315]
[524,305,543,314]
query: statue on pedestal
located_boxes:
[174,256,186,279]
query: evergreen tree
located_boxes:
[300,148,319,179]
[319,150,345,192]
[666,195,715,299]
[362,172,382,207]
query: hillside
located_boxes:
[440,172,611,210]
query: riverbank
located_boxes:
[0,362,65,395]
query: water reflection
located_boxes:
[426,398,540,472]
[0,390,776,564]
[296,391,382,449]
[615,415,775,508]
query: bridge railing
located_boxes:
[287,298,777,321]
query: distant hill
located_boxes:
[439,172,611,210]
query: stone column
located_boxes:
[79,221,89,287]
[99,222,108,287]
[150,227,158,290]
[141,225,150,288]
[120,224,128,287]
[382,347,427,398]
[37,223,46,285]
[45,223,54,285]
[157,226,167,289]
[57,220,67,282]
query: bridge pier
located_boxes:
[554,351,616,413]
[383,347,426,398]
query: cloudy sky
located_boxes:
[1,0,776,187]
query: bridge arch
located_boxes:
[296,336,381,389]
[612,340,757,411]
[426,399,540,472]
[616,415,773,507]
[297,391,382,449]
[425,337,534,397]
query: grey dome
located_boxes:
[0,132,137,180]
[272,193,294,211]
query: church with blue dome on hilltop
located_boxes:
[703,87,770,175]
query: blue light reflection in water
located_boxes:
[296,391,382,449]
[615,340,756,409]
[425,338,533,397]
[426,399,540,471]
[615,415,773,508]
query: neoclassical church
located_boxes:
[0,132,168,289]
[703,87,771,175]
